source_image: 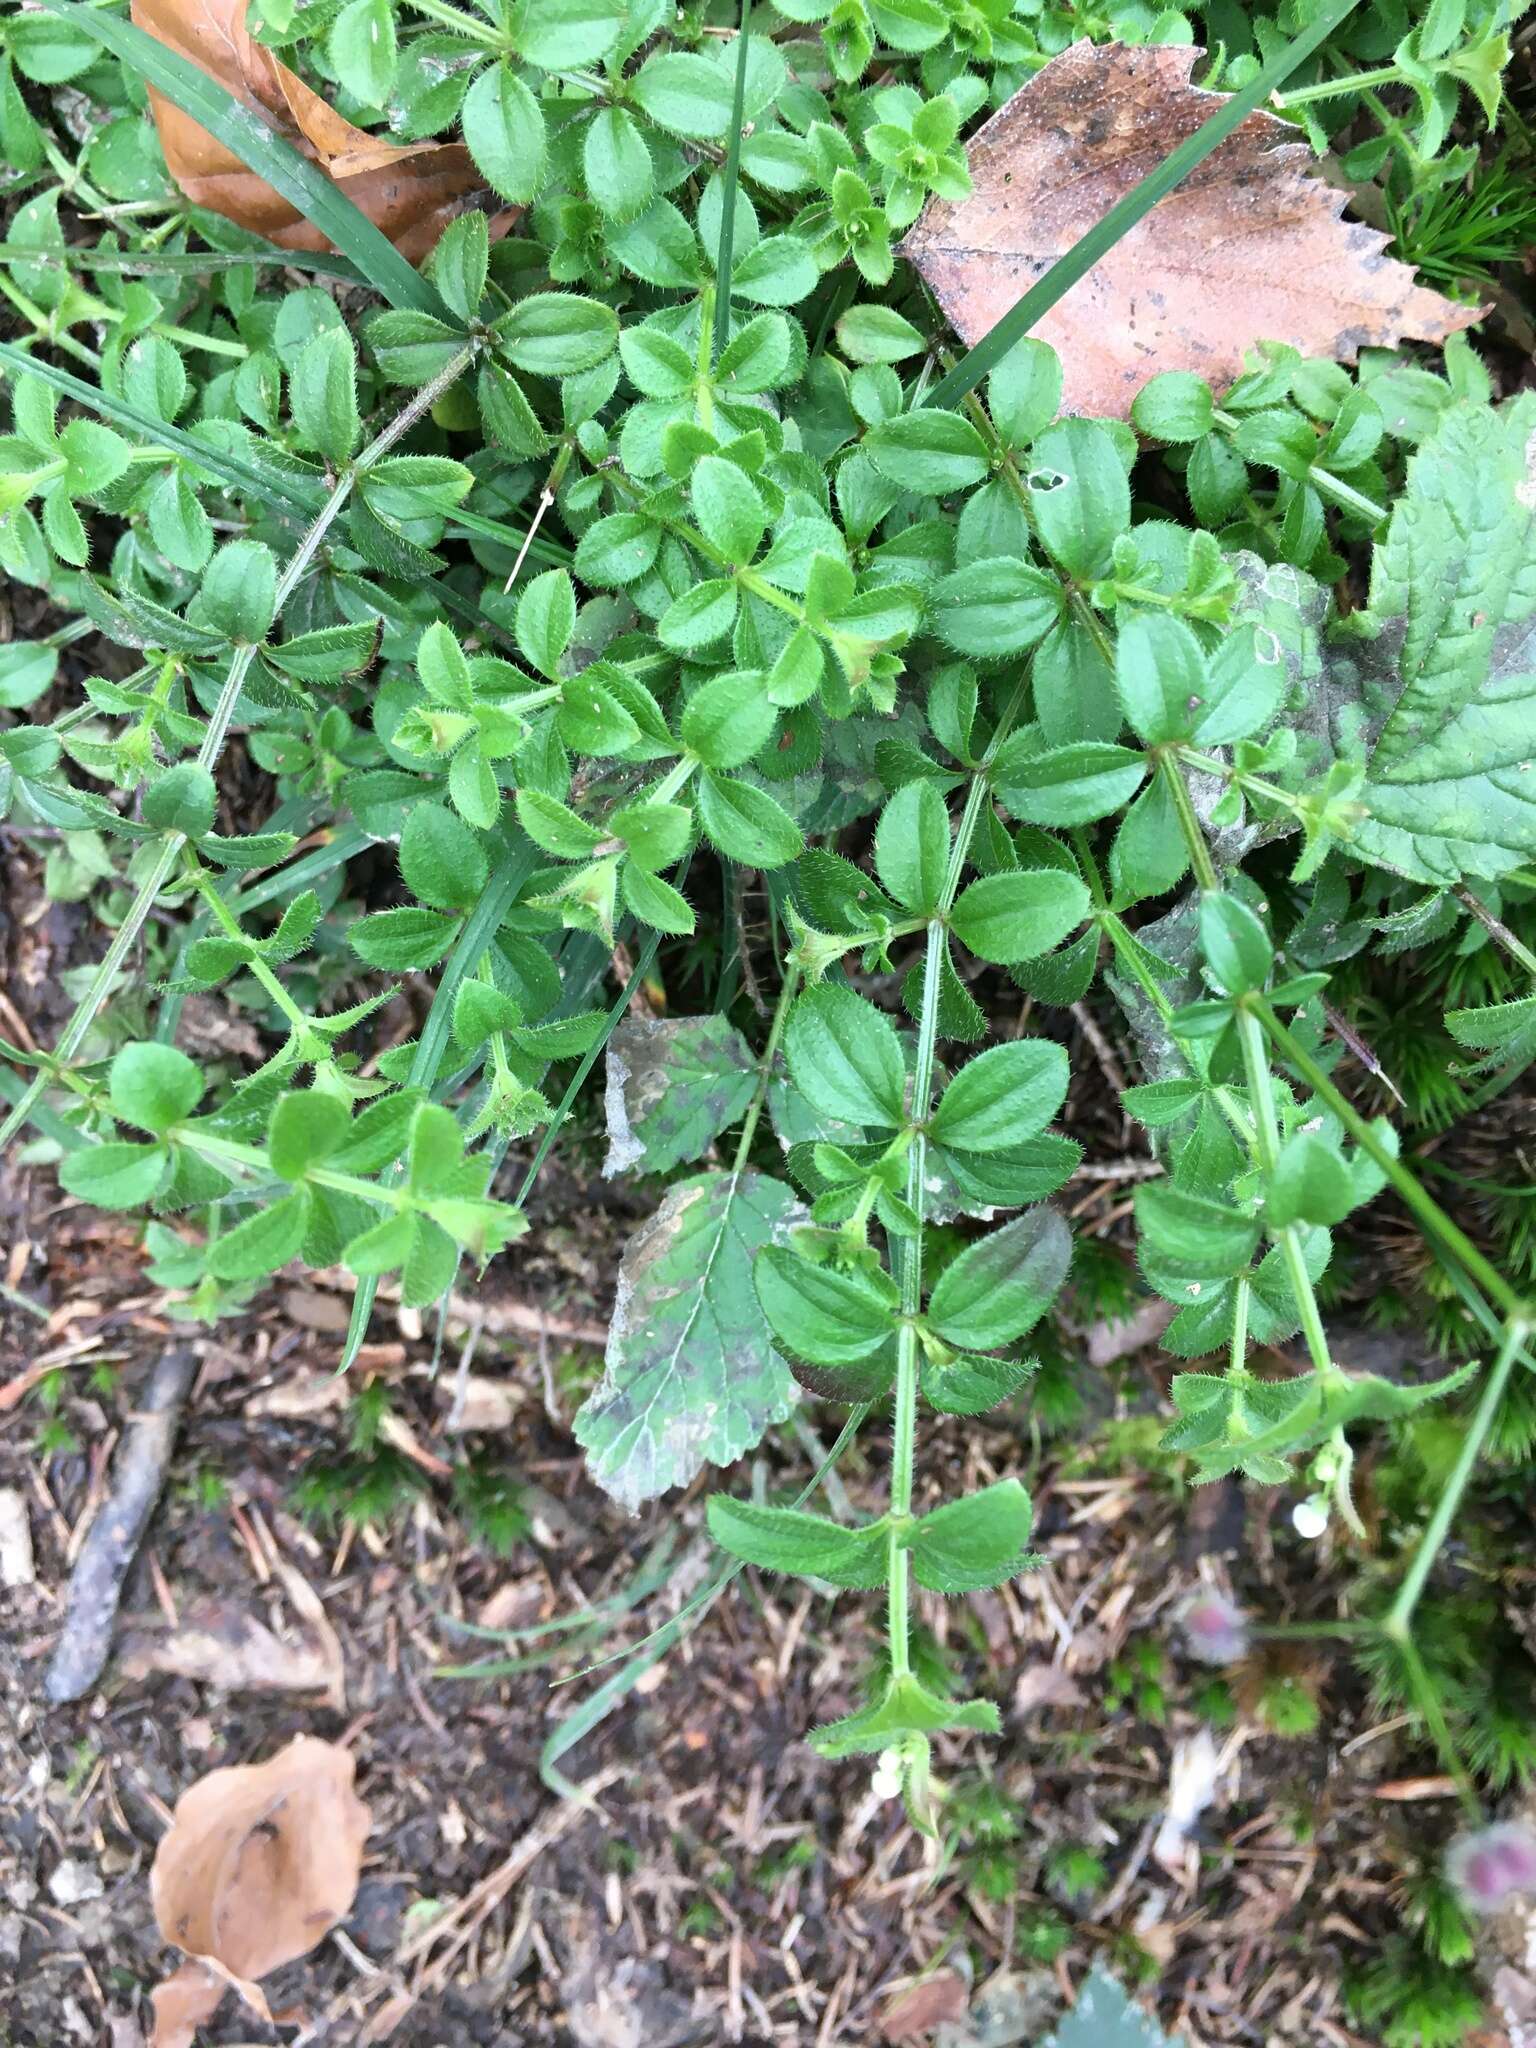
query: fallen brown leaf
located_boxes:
[131,0,514,261]
[148,1734,370,2048]
[120,1600,335,1694]
[880,1969,970,2040]
[1012,1662,1086,1715]
[903,40,1480,419]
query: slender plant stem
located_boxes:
[1235,1006,1340,1387]
[1386,1317,1527,1640]
[0,345,476,1153]
[731,964,801,1174]
[1273,60,1407,106]
[1158,752,1220,891]
[884,678,1030,1682]
[1252,999,1530,1322]
[712,0,753,360]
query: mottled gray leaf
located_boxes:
[602,1014,757,1176]
[574,1170,800,1510]
[1041,1970,1186,2048]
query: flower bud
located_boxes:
[1292,1496,1330,1540]
[1177,1588,1249,1666]
[1447,1822,1536,1915]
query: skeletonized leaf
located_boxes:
[130,0,519,259]
[602,1014,758,1177]
[902,41,1479,420]
[149,1735,370,2048]
[574,1170,800,1511]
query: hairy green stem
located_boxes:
[731,963,801,1174]
[1386,1316,1527,1640]
[884,677,1029,1681]
[1272,60,1409,105]
[1236,1005,1341,1388]
[1158,751,1220,891]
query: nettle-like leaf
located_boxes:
[574,1171,802,1512]
[1275,396,1536,885]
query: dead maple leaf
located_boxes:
[903,40,1481,420]
[148,1734,371,2048]
[132,0,514,261]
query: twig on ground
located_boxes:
[44,1345,198,1703]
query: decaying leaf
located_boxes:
[881,1968,970,2040]
[121,1599,336,1694]
[149,1734,371,2048]
[573,1170,801,1511]
[602,1014,758,1178]
[903,40,1480,420]
[131,0,513,259]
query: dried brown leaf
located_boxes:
[880,1969,970,2040]
[903,40,1480,419]
[1012,1662,1087,1715]
[148,1734,370,2048]
[131,0,515,260]
[120,1600,335,1694]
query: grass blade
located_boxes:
[0,344,547,658]
[539,1404,869,1802]
[922,0,1367,411]
[0,241,365,285]
[0,340,319,520]
[711,0,753,360]
[29,0,447,320]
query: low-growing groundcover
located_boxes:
[2,0,1535,2035]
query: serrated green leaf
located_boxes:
[908,1478,1036,1593]
[707,1496,889,1587]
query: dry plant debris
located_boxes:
[130,0,516,258]
[148,1733,371,2047]
[902,39,1481,419]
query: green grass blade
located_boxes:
[711,0,753,360]
[0,241,365,285]
[922,0,1368,412]
[0,340,320,519]
[539,1403,869,1804]
[29,0,448,320]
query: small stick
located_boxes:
[44,1346,197,1704]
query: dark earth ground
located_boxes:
[0,832,1522,2048]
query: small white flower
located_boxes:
[1291,1496,1330,1540]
